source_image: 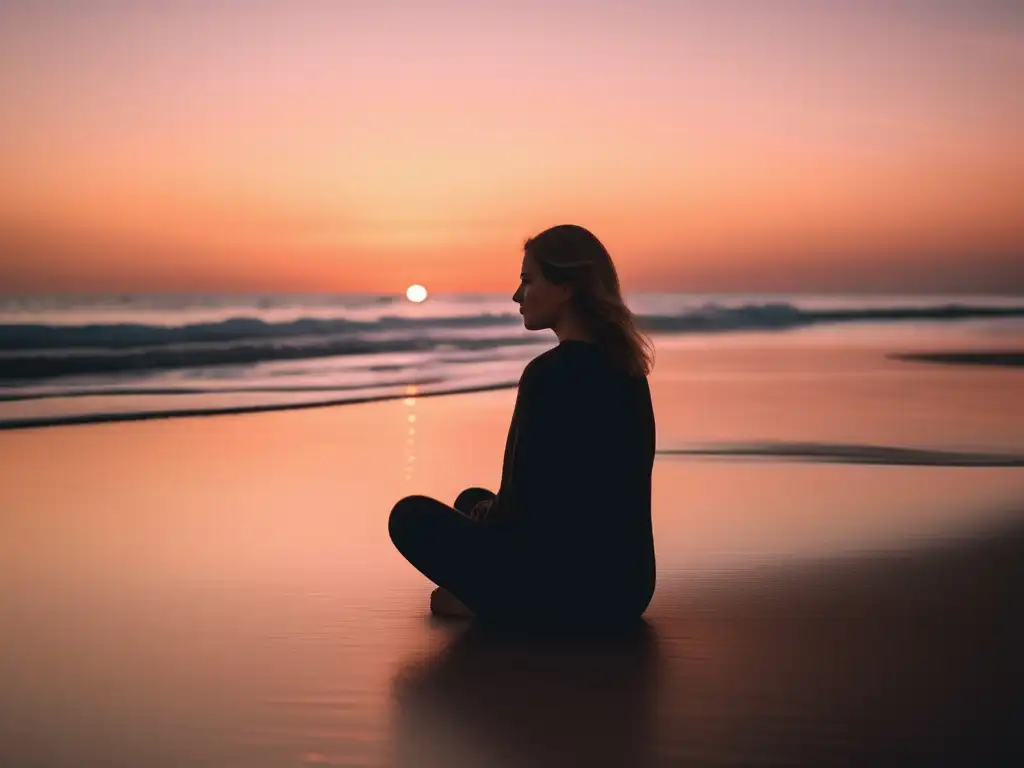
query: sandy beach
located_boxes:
[1,338,1022,766]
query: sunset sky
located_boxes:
[1,1,1022,294]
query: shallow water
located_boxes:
[3,292,1022,429]
[1,325,1022,765]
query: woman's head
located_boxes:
[512,224,655,377]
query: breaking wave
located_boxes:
[3,300,1022,383]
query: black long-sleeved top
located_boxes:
[490,339,657,614]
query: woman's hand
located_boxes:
[469,499,494,522]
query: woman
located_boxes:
[388,224,657,624]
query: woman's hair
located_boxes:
[524,224,655,377]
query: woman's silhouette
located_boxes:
[388,224,657,623]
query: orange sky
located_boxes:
[1,2,1022,294]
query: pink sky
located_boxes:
[1,1,1022,293]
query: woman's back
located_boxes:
[493,340,657,617]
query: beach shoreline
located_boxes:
[5,338,1024,433]
[891,350,1024,367]
[0,379,522,432]
[2,334,1023,766]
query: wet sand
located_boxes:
[394,514,1024,766]
[1,339,1022,766]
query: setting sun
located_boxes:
[406,285,428,303]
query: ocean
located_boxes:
[2,292,1023,430]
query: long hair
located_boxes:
[524,224,655,377]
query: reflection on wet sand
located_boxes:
[391,620,661,768]
[390,512,1023,766]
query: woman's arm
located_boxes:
[509,360,602,533]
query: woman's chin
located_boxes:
[521,314,544,331]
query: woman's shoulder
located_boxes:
[520,346,563,387]
[522,341,644,388]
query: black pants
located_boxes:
[389,487,652,624]
[389,487,522,620]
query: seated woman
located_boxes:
[388,224,657,624]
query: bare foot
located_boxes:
[430,587,474,618]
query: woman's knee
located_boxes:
[388,494,431,547]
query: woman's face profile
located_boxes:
[513,251,570,331]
